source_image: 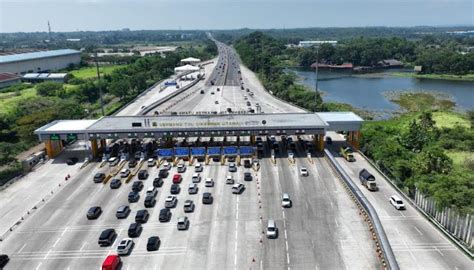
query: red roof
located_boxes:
[0,73,20,82]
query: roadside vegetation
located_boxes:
[0,41,217,184]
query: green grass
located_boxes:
[391,72,474,81]
[433,112,471,129]
[446,151,473,167]
[0,87,36,115]
[70,65,123,79]
[387,92,455,112]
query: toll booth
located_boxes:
[174,147,190,162]
[239,146,255,157]
[157,148,174,161]
[206,147,222,164]
[191,147,206,163]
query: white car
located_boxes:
[205,178,214,187]
[165,196,178,208]
[192,173,201,183]
[177,163,186,173]
[232,183,245,194]
[228,163,237,172]
[120,168,130,178]
[188,183,198,194]
[147,158,155,167]
[300,167,308,177]
[389,195,405,210]
[226,175,234,185]
[194,163,203,172]
[162,162,171,171]
[281,193,292,208]
[117,238,134,255]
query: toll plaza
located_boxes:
[34,112,363,159]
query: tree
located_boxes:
[36,82,63,97]
[414,146,453,175]
[109,79,130,100]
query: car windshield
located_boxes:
[117,245,125,250]
[396,200,403,204]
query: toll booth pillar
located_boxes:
[90,139,99,158]
[250,135,256,144]
[348,131,360,149]
[236,136,240,144]
[312,134,324,152]
[45,139,63,158]
[99,139,106,151]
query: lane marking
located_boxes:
[60,226,68,237]
[434,247,444,257]
[18,243,27,253]
[43,249,52,260]
[35,262,42,270]
[79,242,87,251]
[413,226,423,236]
[52,238,61,248]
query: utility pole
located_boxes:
[95,53,105,116]
[314,46,320,110]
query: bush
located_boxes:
[0,162,22,186]
[36,82,64,97]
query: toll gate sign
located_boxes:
[207,147,221,156]
[240,146,254,156]
[175,147,190,157]
[157,148,173,157]
[191,147,206,157]
[223,146,238,156]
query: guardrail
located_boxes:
[324,149,399,270]
[358,150,474,257]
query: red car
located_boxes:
[102,254,121,270]
[172,174,182,184]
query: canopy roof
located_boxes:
[174,64,200,72]
[180,57,201,63]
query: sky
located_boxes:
[0,0,473,33]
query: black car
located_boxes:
[0,254,9,268]
[147,236,161,251]
[98,229,117,246]
[227,156,236,162]
[325,136,333,144]
[93,173,106,183]
[87,206,102,220]
[158,169,169,178]
[66,157,78,165]
[110,179,122,189]
[116,205,131,219]
[132,181,144,192]
[244,172,253,181]
[243,159,251,168]
[128,223,143,237]
[170,184,181,194]
[135,209,149,223]
[138,170,149,180]
[128,159,138,168]
[144,196,156,208]
[159,208,172,222]
[128,191,140,203]
[202,192,213,204]
[153,177,164,187]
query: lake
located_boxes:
[288,68,474,116]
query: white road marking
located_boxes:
[60,226,68,237]
[52,238,61,248]
[413,226,423,236]
[18,243,27,253]
[35,262,42,270]
[43,249,52,260]
[80,242,87,251]
[260,260,263,270]
[334,218,339,227]
[282,211,285,219]
[434,247,444,257]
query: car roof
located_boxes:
[177,216,187,221]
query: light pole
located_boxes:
[315,46,320,98]
[95,53,105,116]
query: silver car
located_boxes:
[117,238,134,255]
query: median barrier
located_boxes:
[324,149,399,270]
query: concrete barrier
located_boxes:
[324,149,399,270]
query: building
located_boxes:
[0,49,81,75]
[22,73,69,83]
[299,41,338,47]
[0,72,21,88]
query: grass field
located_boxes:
[70,65,123,79]
[387,92,455,112]
[433,111,471,129]
[446,151,473,167]
[0,87,36,115]
[391,72,474,81]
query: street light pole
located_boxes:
[95,53,105,116]
[314,46,320,112]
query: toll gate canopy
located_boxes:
[35,112,363,141]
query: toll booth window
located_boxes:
[152,122,157,127]
[132,122,142,127]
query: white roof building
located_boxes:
[174,64,200,73]
[180,57,201,64]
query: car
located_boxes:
[135,209,150,223]
[117,238,134,255]
[144,195,157,208]
[177,163,186,173]
[170,184,181,194]
[128,223,143,237]
[146,187,158,198]
[281,193,292,208]
[202,192,213,204]
[110,178,122,189]
[177,216,190,230]
[215,100,219,104]
[108,157,119,167]
[216,88,220,91]
[147,236,161,251]
[128,191,140,203]
[159,208,172,222]
[134,152,143,160]
[200,90,205,94]
[158,169,169,178]
[243,159,251,168]
[172,174,182,184]
[226,107,232,113]
[87,206,102,220]
[227,156,236,162]
[98,229,117,246]
[389,195,406,210]
[120,168,130,178]
[188,183,198,194]
[192,173,201,183]
[288,151,294,159]
[116,205,131,219]
[226,175,234,185]
[93,173,106,183]
[132,181,144,192]
[266,220,278,239]
[300,167,309,177]
[184,200,195,212]
[138,170,149,180]
[162,162,171,170]
[232,183,245,194]
[211,92,215,95]
[228,163,237,172]
[0,254,8,269]
[165,196,178,208]
[153,177,164,187]
[205,178,214,187]
[194,163,203,172]
[246,101,251,106]
[325,136,333,144]
[244,172,253,181]
[128,159,137,168]
[66,157,78,165]
[147,158,155,167]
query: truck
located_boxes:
[340,147,355,162]
[359,169,377,191]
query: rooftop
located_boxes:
[0,72,20,82]
[0,49,80,64]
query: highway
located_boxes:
[1,40,470,270]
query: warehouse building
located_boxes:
[0,49,81,75]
